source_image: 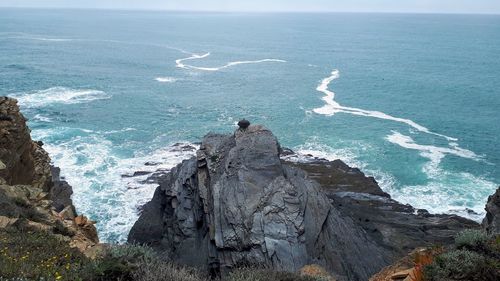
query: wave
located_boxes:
[313,70,458,141]
[175,52,286,71]
[289,141,495,222]
[32,127,197,243]
[13,87,111,108]
[154,76,179,83]
[33,114,53,123]
[5,33,75,42]
[30,37,74,42]
[385,131,479,177]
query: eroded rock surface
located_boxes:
[483,187,500,235]
[287,159,479,257]
[129,125,392,281]
[0,97,98,254]
[130,124,483,281]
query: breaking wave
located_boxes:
[13,87,111,108]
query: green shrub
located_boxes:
[132,260,205,281]
[89,244,159,281]
[0,228,92,281]
[424,249,497,281]
[225,268,321,281]
[454,229,490,250]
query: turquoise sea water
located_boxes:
[1,9,499,242]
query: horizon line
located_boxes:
[1,6,500,16]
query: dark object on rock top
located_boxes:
[237,119,250,129]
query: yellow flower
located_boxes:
[56,276,63,280]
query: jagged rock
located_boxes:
[129,125,392,281]
[50,166,76,213]
[0,97,99,255]
[288,159,479,256]
[483,187,500,235]
[0,97,52,189]
[0,215,18,228]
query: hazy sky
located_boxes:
[1,0,500,14]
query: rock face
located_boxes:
[0,97,51,189]
[0,97,98,254]
[287,159,479,257]
[130,125,392,281]
[483,187,500,235]
[130,124,483,281]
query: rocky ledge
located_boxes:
[129,124,496,281]
[0,97,99,254]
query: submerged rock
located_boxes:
[130,125,392,281]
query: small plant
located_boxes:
[0,227,92,281]
[424,249,494,281]
[454,229,490,250]
[225,267,321,281]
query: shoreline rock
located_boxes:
[129,125,484,281]
[0,97,99,255]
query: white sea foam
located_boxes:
[154,76,179,83]
[175,52,286,71]
[33,114,53,123]
[6,33,75,42]
[289,140,495,222]
[31,37,74,42]
[14,87,111,108]
[32,127,197,243]
[385,131,479,177]
[313,70,458,141]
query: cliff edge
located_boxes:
[0,97,98,253]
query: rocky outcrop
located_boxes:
[0,97,51,189]
[287,159,479,257]
[130,125,394,281]
[0,97,98,254]
[483,187,500,235]
[130,124,482,281]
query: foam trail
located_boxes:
[313,70,458,142]
[176,52,286,71]
[13,87,111,108]
[386,131,478,176]
[155,77,178,83]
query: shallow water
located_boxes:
[1,9,499,242]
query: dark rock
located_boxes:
[121,171,152,178]
[0,114,13,121]
[49,166,76,213]
[129,125,392,281]
[288,158,478,257]
[237,119,250,129]
[279,147,295,157]
[287,159,389,197]
[483,187,500,235]
[129,125,481,281]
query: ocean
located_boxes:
[1,9,499,243]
